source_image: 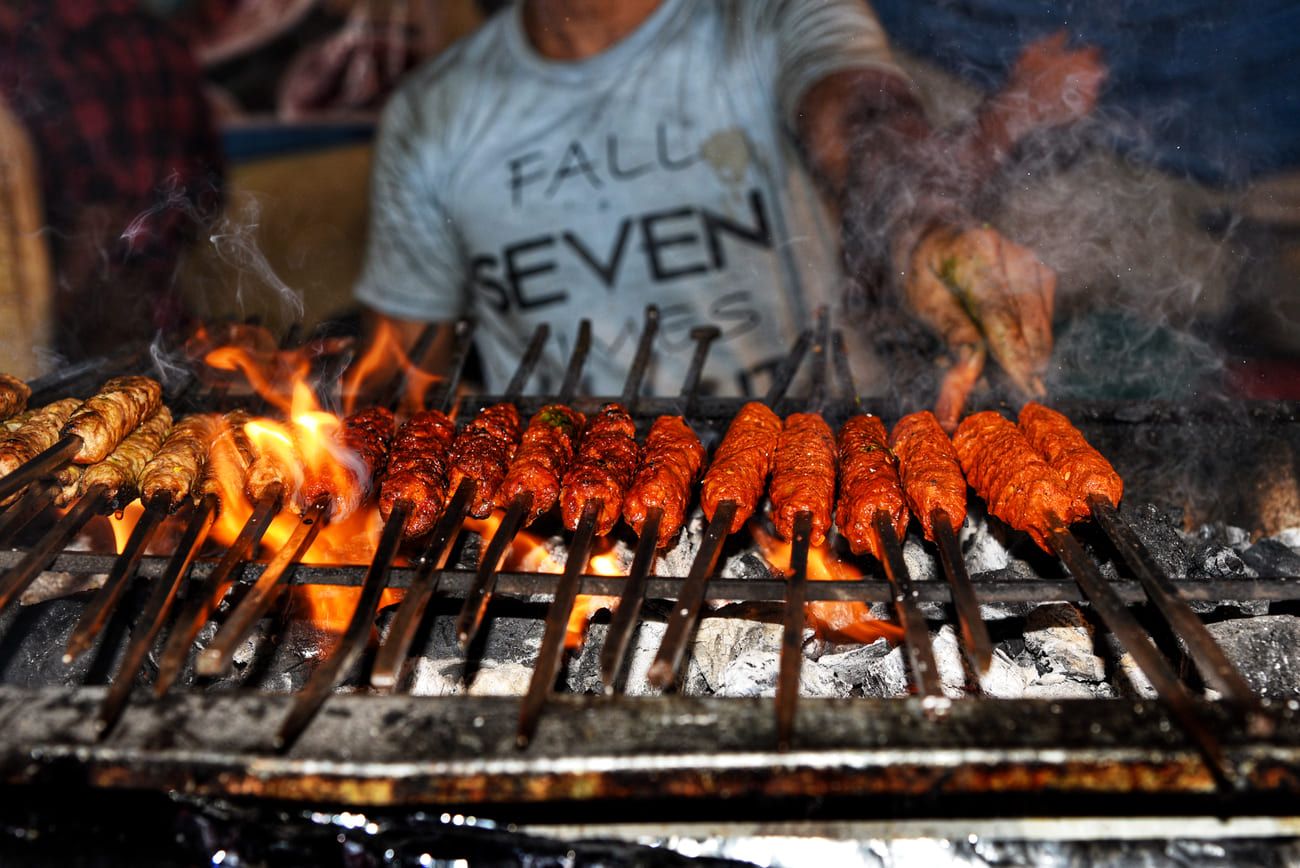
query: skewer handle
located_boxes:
[931,510,994,674]
[195,497,328,677]
[647,500,736,689]
[64,492,172,664]
[455,492,531,648]
[776,511,812,750]
[371,477,475,689]
[599,508,662,692]
[872,512,942,699]
[0,484,107,613]
[0,434,81,506]
[276,502,410,749]
[516,499,601,748]
[153,485,281,696]
[96,495,217,736]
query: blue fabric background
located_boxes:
[871,0,1300,185]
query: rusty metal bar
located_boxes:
[680,327,720,417]
[455,492,531,648]
[648,500,736,689]
[777,510,812,750]
[557,319,592,405]
[275,501,410,749]
[0,434,81,506]
[64,492,173,663]
[195,497,328,677]
[0,484,107,612]
[96,494,217,736]
[873,512,942,698]
[153,485,281,695]
[516,499,602,748]
[932,510,994,674]
[0,483,55,547]
[370,478,475,689]
[599,507,662,691]
[619,306,659,410]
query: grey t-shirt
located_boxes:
[355,0,906,396]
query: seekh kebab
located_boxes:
[834,414,909,559]
[769,412,837,547]
[699,401,782,534]
[622,415,706,548]
[0,374,31,422]
[561,403,641,537]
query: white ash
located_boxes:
[1023,604,1106,683]
[1199,615,1300,700]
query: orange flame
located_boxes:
[108,500,145,554]
[751,525,903,646]
[341,320,442,416]
[566,546,623,649]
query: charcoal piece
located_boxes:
[931,624,969,698]
[1204,615,1300,699]
[687,619,781,693]
[1119,502,1191,577]
[816,638,894,696]
[1188,542,1254,580]
[1023,603,1105,682]
[1241,539,1300,578]
[870,646,911,697]
[975,648,1035,698]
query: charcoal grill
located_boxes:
[1,310,1300,829]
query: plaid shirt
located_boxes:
[0,0,221,348]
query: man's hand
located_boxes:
[994,31,1106,141]
[905,226,1056,430]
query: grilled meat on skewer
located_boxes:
[54,466,85,508]
[835,414,908,559]
[889,410,967,540]
[494,404,586,525]
[300,407,395,521]
[1019,402,1123,510]
[199,411,255,504]
[78,406,173,504]
[700,401,782,534]
[3,410,36,432]
[380,410,457,538]
[623,415,705,548]
[561,403,640,536]
[138,413,223,506]
[770,413,837,546]
[953,410,1080,552]
[244,420,304,505]
[0,374,30,422]
[63,376,163,464]
[448,403,522,519]
[0,398,82,506]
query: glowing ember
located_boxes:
[752,524,903,646]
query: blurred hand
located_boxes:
[905,226,1056,430]
[998,31,1106,138]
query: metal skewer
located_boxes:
[931,509,994,674]
[599,507,661,691]
[777,510,812,750]
[0,483,56,547]
[1046,514,1235,789]
[153,484,281,694]
[517,499,602,748]
[0,484,109,612]
[619,306,659,411]
[96,494,218,736]
[275,501,411,749]
[455,319,593,648]
[370,324,547,687]
[680,327,720,418]
[872,512,942,698]
[0,434,82,506]
[1088,495,1267,724]
[64,492,173,663]
[370,478,475,688]
[647,328,814,689]
[194,497,329,677]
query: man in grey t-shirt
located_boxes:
[355,0,1102,423]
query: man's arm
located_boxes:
[794,33,1103,428]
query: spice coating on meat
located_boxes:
[300,407,395,521]
[53,465,84,508]
[561,403,640,536]
[448,403,522,518]
[63,376,163,464]
[243,419,304,505]
[200,411,255,506]
[835,414,909,560]
[623,415,705,548]
[494,404,585,525]
[0,398,82,507]
[700,402,782,534]
[1018,402,1123,511]
[889,410,967,540]
[953,411,1081,552]
[139,413,222,505]
[79,406,173,501]
[0,374,31,422]
[770,413,837,546]
[380,410,456,538]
